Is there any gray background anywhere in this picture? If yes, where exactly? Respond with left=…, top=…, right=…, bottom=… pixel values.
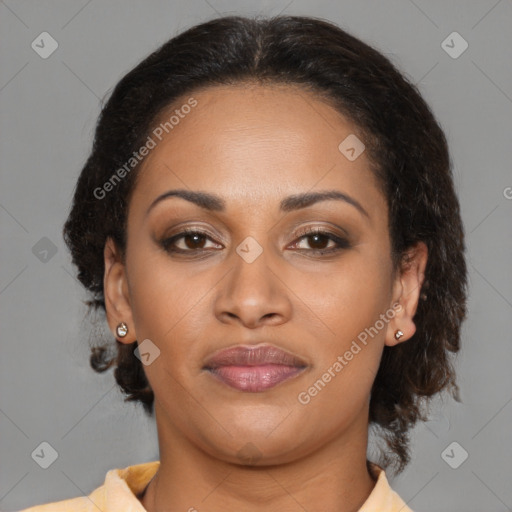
left=1, top=0, right=511, bottom=511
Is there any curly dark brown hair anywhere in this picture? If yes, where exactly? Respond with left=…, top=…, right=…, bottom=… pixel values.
left=62, top=15, right=467, bottom=474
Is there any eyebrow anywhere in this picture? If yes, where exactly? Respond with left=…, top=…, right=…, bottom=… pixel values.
left=145, top=189, right=369, bottom=218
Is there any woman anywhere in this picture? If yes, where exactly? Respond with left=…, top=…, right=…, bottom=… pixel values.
left=20, top=14, right=467, bottom=512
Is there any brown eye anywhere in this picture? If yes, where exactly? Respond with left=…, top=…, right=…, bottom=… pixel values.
left=161, top=228, right=222, bottom=253
left=291, top=227, right=350, bottom=254
left=181, top=232, right=207, bottom=250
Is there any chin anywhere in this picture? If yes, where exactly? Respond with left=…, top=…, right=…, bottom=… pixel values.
left=196, top=425, right=310, bottom=467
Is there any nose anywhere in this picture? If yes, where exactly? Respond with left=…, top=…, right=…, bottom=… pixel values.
left=214, top=241, right=292, bottom=329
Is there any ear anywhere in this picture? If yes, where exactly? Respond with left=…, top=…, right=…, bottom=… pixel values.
left=385, top=241, right=428, bottom=347
left=103, top=237, right=137, bottom=344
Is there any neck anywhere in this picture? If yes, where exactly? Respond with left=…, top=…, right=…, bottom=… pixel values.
left=141, top=403, right=376, bottom=512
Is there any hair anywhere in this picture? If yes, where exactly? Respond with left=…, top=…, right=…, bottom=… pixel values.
left=62, top=15, right=467, bottom=474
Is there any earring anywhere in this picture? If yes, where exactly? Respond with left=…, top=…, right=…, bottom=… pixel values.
left=116, top=322, right=128, bottom=338
left=394, top=330, right=404, bottom=340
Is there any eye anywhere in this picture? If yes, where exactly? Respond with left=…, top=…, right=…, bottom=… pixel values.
left=160, top=227, right=222, bottom=253
left=160, top=226, right=350, bottom=256
left=290, top=227, right=350, bottom=255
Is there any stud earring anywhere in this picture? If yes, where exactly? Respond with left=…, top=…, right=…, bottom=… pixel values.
left=116, top=322, right=128, bottom=338
left=394, top=330, right=404, bottom=340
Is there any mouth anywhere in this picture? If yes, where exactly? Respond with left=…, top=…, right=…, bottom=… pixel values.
left=203, top=344, right=308, bottom=392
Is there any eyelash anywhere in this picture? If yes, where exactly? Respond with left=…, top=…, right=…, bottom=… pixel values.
left=160, top=226, right=350, bottom=257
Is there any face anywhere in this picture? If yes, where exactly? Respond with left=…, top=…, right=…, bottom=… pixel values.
left=104, top=83, right=425, bottom=465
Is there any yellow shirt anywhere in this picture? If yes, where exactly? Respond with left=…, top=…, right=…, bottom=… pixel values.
left=18, top=460, right=413, bottom=511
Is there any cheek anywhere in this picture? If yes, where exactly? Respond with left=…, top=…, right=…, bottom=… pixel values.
left=129, top=266, right=200, bottom=338
left=292, top=250, right=393, bottom=402
left=297, top=251, right=393, bottom=337
left=126, top=248, right=217, bottom=365
left=293, top=261, right=392, bottom=424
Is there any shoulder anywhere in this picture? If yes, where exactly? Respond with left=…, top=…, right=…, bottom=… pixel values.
left=359, top=463, right=414, bottom=512
left=15, top=495, right=102, bottom=512
left=15, top=460, right=160, bottom=512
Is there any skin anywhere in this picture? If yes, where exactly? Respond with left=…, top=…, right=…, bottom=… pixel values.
left=103, top=82, right=427, bottom=512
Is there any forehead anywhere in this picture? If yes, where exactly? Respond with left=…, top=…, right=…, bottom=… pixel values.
left=129, top=83, right=384, bottom=217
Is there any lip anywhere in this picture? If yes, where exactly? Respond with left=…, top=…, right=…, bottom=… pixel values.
left=203, top=344, right=308, bottom=392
